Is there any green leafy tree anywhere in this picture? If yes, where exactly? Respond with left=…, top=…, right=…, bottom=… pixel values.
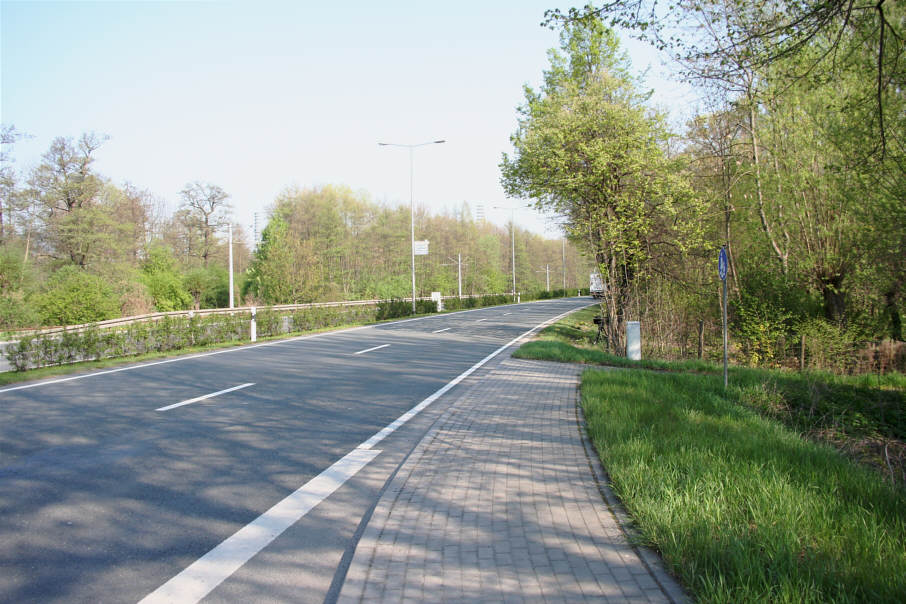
left=34, top=265, right=120, bottom=326
left=547, top=1, right=905, bottom=156
left=501, top=17, right=705, bottom=351
left=27, top=133, right=112, bottom=268
left=140, top=244, right=192, bottom=311
left=0, top=245, right=39, bottom=329
left=245, top=216, right=322, bottom=303
left=183, top=266, right=229, bottom=309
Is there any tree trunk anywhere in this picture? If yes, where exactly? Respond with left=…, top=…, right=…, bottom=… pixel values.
left=820, top=273, right=846, bottom=324
left=749, top=101, right=788, bottom=274
left=885, top=286, right=903, bottom=341
left=698, top=319, right=704, bottom=359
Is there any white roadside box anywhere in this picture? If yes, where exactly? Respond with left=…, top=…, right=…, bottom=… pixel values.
left=626, top=321, right=641, bottom=360
left=431, top=291, right=443, bottom=311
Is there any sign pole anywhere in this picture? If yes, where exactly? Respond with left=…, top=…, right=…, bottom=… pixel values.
left=719, top=246, right=729, bottom=389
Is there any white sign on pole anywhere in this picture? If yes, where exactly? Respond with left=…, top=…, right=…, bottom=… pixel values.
left=414, top=240, right=429, bottom=255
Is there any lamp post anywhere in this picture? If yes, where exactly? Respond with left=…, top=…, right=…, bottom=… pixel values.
left=535, top=264, right=550, bottom=291
left=493, top=205, right=518, bottom=299
left=378, top=139, right=445, bottom=313
left=442, top=253, right=469, bottom=299
left=228, top=220, right=234, bottom=309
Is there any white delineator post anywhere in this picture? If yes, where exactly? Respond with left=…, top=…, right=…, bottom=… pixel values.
left=626, top=321, right=641, bottom=360
left=250, top=307, right=257, bottom=343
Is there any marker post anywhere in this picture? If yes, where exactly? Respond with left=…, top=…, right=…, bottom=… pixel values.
left=719, top=247, right=729, bottom=388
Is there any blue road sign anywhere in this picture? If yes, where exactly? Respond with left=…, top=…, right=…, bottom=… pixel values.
left=718, top=247, right=728, bottom=281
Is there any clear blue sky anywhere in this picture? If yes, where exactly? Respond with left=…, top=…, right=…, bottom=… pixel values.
left=1, top=0, right=695, bottom=240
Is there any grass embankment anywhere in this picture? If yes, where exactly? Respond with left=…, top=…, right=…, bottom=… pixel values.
left=516, top=308, right=906, bottom=602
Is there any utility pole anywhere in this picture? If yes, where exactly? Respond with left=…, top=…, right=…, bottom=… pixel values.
left=379, top=140, right=446, bottom=313
left=535, top=264, right=550, bottom=291
left=458, top=253, right=463, bottom=299
left=492, top=205, right=528, bottom=300
left=562, top=238, right=567, bottom=290
left=442, top=253, right=468, bottom=299
left=228, top=221, right=234, bottom=309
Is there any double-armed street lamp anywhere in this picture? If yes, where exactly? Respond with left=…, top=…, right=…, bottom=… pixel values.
left=378, top=139, right=446, bottom=313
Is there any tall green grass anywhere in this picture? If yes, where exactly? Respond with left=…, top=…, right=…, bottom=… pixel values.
left=583, top=368, right=906, bottom=602
left=516, top=307, right=906, bottom=481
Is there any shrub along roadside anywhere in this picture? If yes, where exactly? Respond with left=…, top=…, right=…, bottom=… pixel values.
left=515, top=309, right=906, bottom=601
left=4, top=291, right=573, bottom=375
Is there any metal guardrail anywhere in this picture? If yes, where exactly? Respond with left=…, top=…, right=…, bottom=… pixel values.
left=0, top=293, right=512, bottom=344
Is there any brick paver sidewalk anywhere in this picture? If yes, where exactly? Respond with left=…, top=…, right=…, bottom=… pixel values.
left=338, top=355, right=686, bottom=603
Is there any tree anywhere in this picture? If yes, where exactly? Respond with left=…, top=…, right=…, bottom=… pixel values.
left=183, top=266, right=229, bottom=310
left=34, top=265, right=120, bottom=326
left=140, top=244, right=192, bottom=311
left=26, top=133, right=111, bottom=267
left=546, top=1, right=905, bottom=156
left=0, top=245, right=39, bottom=329
left=501, top=17, right=705, bottom=351
left=245, top=215, right=322, bottom=303
left=1, top=124, right=26, bottom=244
left=176, top=181, right=230, bottom=268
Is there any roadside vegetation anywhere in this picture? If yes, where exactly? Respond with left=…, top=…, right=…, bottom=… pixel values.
left=1, top=293, right=573, bottom=385
left=516, top=309, right=906, bottom=602
left=0, top=135, right=590, bottom=332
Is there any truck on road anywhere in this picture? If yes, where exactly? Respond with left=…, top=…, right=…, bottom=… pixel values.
left=589, top=272, right=605, bottom=298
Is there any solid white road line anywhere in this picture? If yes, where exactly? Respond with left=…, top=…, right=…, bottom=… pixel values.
left=139, top=304, right=588, bottom=604
left=432, top=328, right=451, bottom=334
left=138, top=447, right=381, bottom=604
left=353, top=344, right=390, bottom=355
left=358, top=305, right=581, bottom=450
left=1, top=298, right=584, bottom=394
left=156, top=383, right=255, bottom=412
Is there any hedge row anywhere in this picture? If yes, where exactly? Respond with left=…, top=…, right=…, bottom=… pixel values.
left=5, top=305, right=375, bottom=371
left=5, top=290, right=578, bottom=372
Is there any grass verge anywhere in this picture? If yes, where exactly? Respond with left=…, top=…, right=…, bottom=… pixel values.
left=516, top=308, right=906, bottom=601
left=515, top=307, right=906, bottom=481
left=583, top=368, right=905, bottom=602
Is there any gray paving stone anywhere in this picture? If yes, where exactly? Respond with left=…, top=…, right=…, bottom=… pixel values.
left=338, top=354, right=687, bottom=603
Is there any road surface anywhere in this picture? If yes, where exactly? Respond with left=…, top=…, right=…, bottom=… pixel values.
left=0, top=297, right=593, bottom=603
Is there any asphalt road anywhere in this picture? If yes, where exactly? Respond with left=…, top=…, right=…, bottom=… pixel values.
left=0, top=297, right=594, bottom=603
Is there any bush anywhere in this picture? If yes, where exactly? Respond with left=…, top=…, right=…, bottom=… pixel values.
left=142, top=245, right=192, bottom=311
left=415, top=299, right=438, bottom=314
left=732, top=291, right=792, bottom=367
left=479, top=294, right=509, bottom=307
left=798, top=318, right=861, bottom=374
left=34, top=266, right=121, bottom=326
left=376, top=299, right=413, bottom=320
left=0, top=291, right=40, bottom=330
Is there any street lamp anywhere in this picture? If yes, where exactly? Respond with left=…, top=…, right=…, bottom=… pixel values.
left=378, top=139, right=446, bottom=313
left=228, top=220, right=234, bottom=308
left=493, top=205, right=519, bottom=299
